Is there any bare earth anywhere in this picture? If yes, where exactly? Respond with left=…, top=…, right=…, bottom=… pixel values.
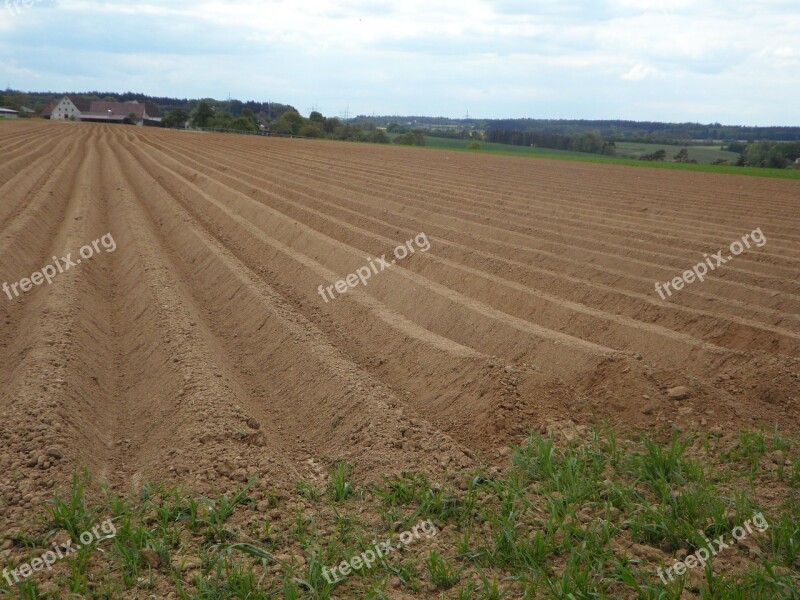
left=0, top=120, right=798, bottom=534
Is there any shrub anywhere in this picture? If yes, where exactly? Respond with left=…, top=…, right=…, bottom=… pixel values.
left=394, top=130, right=426, bottom=146
left=299, top=123, right=323, bottom=138
left=368, top=129, right=390, bottom=144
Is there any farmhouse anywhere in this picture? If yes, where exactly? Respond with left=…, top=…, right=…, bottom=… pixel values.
left=43, top=96, right=161, bottom=125
left=43, top=96, right=89, bottom=120
left=0, top=108, right=19, bottom=119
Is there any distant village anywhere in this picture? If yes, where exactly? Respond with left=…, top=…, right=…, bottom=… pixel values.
left=0, top=95, right=161, bottom=126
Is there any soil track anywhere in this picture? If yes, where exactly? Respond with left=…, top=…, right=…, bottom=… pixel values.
left=0, top=121, right=798, bottom=531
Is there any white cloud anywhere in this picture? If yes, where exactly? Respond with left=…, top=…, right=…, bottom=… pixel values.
left=621, top=63, right=659, bottom=80
left=0, top=0, right=798, bottom=123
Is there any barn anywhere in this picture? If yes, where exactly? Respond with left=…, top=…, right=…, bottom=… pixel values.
left=43, top=96, right=162, bottom=126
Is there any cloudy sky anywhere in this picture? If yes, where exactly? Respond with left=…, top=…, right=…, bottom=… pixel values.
left=1, top=0, right=798, bottom=124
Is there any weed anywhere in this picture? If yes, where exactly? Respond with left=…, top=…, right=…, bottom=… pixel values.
left=329, top=462, right=355, bottom=502
left=297, top=481, right=320, bottom=501
left=425, top=549, right=460, bottom=589
left=8, top=425, right=798, bottom=598
left=45, top=471, right=99, bottom=541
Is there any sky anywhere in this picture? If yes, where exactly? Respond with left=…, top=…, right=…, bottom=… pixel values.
left=1, top=0, right=798, bottom=125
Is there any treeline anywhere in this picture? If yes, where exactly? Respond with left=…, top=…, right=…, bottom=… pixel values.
left=353, top=115, right=800, bottom=142
left=0, top=90, right=46, bottom=113
left=168, top=102, right=263, bottom=132
left=394, top=126, right=482, bottom=141
left=485, top=130, right=616, bottom=155
left=735, top=141, right=800, bottom=168
left=352, top=115, right=484, bottom=130
left=175, top=97, right=297, bottom=122
left=178, top=104, right=426, bottom=145
left=0, top=97, right=19, bottom=114
left=267, top=111, right=425, bottom=145
left=486, top=119, right=800, bottom=142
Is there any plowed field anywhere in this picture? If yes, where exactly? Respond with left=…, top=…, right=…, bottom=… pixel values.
left=0, top=120, right=798, bottom=597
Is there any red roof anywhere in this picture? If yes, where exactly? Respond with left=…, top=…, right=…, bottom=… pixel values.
left=87, top=100, right=161, bottom=119
left=89, top=101, right=146, bottom=118
left=144, top=101, right=161, bottom=118
left=66, top=96, right=92, bottom=112
left=41, top=100, right=58, bottom=117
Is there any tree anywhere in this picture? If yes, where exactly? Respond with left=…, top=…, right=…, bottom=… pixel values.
left=127, top=112, right=139, bottom=124
left=299, top=123, right=324, bottom=138
left=271, top=111, right=305, bottom=135
left=642, top=149, right=667, bottom=161
left=209, top=111, right=234, bottom=129
left=190, top=101, right=214, bottom=128
left=394, top=130, right=426, bottom=146
left=240, top=108, right=258, bottom=128
left=211, top=108, right=260, bottom=132
left=674, top=148, right=689, bottom=162
left=231, top=116, right=259, bottom=132
left=162, top=108, right=188, bottom=128
left=368, top=129, right=389, bottom=143
left=394, top=132, right=415, bottom=145
left=740, top=140, right=800, bottom=168
left=467, top=141, right=481, bottom=150
left=725, top=142, right=748, bottom=153
left=767, top=145, right=788, bottom=169
left=309, top=111, right=324, bottom=123
left=333, top=123, right=357, bottom=140
left=574, top=131, right=604, bottom=154
left=350, top=126, right=367, bottom=142
left=322, top=116, right=342, bottom=135
left=227, top=99, right=243, bottom=115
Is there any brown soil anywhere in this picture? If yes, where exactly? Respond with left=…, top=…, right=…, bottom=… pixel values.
left=0, top=120, right=798, bottom=531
